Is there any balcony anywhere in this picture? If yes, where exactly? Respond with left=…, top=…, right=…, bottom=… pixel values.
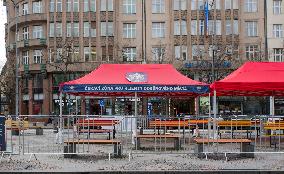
left=17, top=38, right=47, bottom=49
left=9, top=13, right=47, bottom=31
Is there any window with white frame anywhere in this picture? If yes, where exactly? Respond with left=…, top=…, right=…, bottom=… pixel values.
left=33, top=26, right=43, bottom=39
left=175, top=45, right=187, bottom=60
left=245, top=0, right=257, bottom=12
left=84, top=22, right=90, bottom=37
left=73, top=47, right=80, bottom=62
left=56, top=48, right=62, bottom=62
left=67, top=23, right=72, bottom=37
left=123, top=47, right=136, bottom=61
left=274, top=48, right=283, bottom=62
left=123, top=0, right=136, bottom=14
left=246, top=21, right=258, bottom=37
left=23, top=26, right=29, bottom=40
left=123, top=23, right=136, bottom=38
left=233, top=20, right=239, bottom=34
left=50, top=0, right=55, bottom=12
left=246, top=45, right=259, bottom=60
left=273, top=24, right=283, bottom=38
left=73, top=22, right=79, bottom=37
left=91, top=0, right=96, bottom=12
left=197, top=0, right=204, bottom=10
left=152, top=47, right=165, bottom=61
left=66, top=0, right=71, bottom=12
left=101, top=22, right=113, bottom=36
left=152, top=0, right=165, bottom=13
left=208, top=20, right=221, bottom=35
left=191, top=0, right=196, bottom=10
left=199, top=20, right=204, bottom=35
left=23, top=3, right=29, bottom=15
left=33, top=50, right=42, bottom=64
left=191, top=20, right=197, bottom=35
left=56, top=23, right=62, bottom=37
left=173, top=0, right=187, bottom=10
left=192, top=45, right=205, bottom=58
left=22, top=51, right=29, bottom=65
left=33, top=1, right=42, bottom=13
left=174, top=20, right=187, bottom=35
left=91, top=47, right=97, bottom=61
left=73, top=0, right=79, bottom=12
left=101, top=0, right=113, bottom=11
left=226, top=20, right=232, bottom=35
left=84, top=47, right=91, bottom=61
left=84, top=0, right=89, bottom=12
left=225, top=0, right=231, bottom=9
left=57, top=0, right=62, bottom=12
left=49, top=23, right=54, bottom=37
left=273, top=0, right=282, bottom=14
left=152, top=22, right=165, bottom=38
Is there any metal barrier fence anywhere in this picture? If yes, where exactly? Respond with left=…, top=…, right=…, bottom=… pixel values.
left=3, top=114, right=284, bottom=157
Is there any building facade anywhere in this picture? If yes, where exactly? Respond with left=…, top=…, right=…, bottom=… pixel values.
left=4, top=0, right=266, bottom=115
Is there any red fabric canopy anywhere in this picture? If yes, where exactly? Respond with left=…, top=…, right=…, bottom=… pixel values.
left=210, top=62, right=284, bottom=96
left=61, top=64, right=209, bottom=97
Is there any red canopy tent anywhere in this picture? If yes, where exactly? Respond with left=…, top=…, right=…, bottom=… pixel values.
left=60, top=64, right=209, bottom=97
left=210, top=62, right=284, bottom=96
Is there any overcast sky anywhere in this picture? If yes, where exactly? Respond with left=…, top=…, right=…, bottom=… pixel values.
left=0, top=2, right=6, bottom=70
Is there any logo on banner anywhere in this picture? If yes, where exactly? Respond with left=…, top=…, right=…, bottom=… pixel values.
left=126, top=72, right=148, bottom=82
left=69, top=86, right=75, bottom=90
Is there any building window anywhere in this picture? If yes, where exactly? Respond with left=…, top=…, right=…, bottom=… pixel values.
left=22, top=51, right=29, bottom=65
left=23, top=26, right=29, bottom=40
left=192, top=45, right=205, bottom=59
left=246, top=45, right=259, bottom=60
left=84, top=0, right=89, bottom=12
left=123, top=23, right=136, bottom=38
left=246, top=21, right=258, bottom=37
left=245, top=0, right=257, bottom=12
left=84, top=22, right=90, bottom=37
left=123, top=0, right=136, bottom=14
left=273, top=24, right=283, bottom=38
left=173, top=0, right=187, bottom=10
left=73, top=0, right=79, bottom=12
left=123, top=47, right=136, bottom=61
left=73, top=22, right=79, bottom=37
left=49, top=23, right=54, bottom=37
left=50, top=0, right=55, bottom=12
left=152, top=22, right=165, bottom=38
left=274, top=48, right=283, bottom=62
left=175, top=45, right=187, bottom=60
left=152, top=47, right=165, bottom=62
left=273, top=0, right=282, bottom=14
left=208, top=0, right=221, bottom=10
left=57, top=0, right=62, bottom=12
left=33, top=1, right=42, bottom=13
left=225, top=0, right=231, bottom=9
left=56, top=48, right=62, bottom=62
left=152, top=0, right=165, bottom=13
left=208, top=20, right=222, bottom=35
left=197, top=0, right=204, bottom=10
left=73, top=47, right=80, bottom=62
left=101, top=22, right=114, bottom=36
left=91, top=47, right=97, bottom=61
left=191, top=20, right=197, bottom=35
left=66, top=0, right=71, bottom=12
left=33, top=25, right=43, bottom=39
left=174, top=20, right=187, bottom=35
left=33, top=50, right=42, bottom=64
left=224, top=0, right=238, bottom=9
left=91, top=22, right=96, bottom=37
left=56, top=23, right=62, bottom=37
left=199, top=20, right=204, bottom=35
left=101, top=0, right=113, bottom=11
left=67, top=23, right=72, bottom=37
left=84, top=47, right=91, bottom=62
left=22, top=3, right=29, bottom=15
left=91, top=0, right=96, bottom=12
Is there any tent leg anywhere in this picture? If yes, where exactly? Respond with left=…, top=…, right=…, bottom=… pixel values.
left=213, top=90, right=217, bottom=139
left=132, top=92, right=138, bottom=144
left=59, top=92, right=63, bottom=144
left=270, top=96, right=275, bottom=116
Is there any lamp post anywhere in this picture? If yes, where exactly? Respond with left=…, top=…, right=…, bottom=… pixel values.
left=11, top=0, right=19, bottom=118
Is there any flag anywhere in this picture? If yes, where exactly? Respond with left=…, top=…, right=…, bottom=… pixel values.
left=204, top=0, right=209, bottom=36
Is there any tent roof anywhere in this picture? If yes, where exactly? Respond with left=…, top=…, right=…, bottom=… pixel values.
left=210, top=62, right=284, bottom=96
left=61, top=64, right=209, bottom=97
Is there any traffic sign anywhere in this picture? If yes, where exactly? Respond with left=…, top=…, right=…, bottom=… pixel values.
left=99, top=100, right=105, bottom=107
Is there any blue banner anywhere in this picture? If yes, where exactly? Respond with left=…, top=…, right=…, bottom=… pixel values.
left=204, top=1, right=209, bottom=35
left=62, top=84, right=209, bottom=94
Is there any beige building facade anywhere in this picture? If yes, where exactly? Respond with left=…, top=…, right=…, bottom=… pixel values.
left=4, top=0, right=266, bottom=115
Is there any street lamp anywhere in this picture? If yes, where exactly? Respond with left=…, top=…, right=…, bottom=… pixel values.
left=10, top=0, right=19, bottom=118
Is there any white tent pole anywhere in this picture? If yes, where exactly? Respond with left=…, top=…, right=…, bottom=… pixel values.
left=213, top=90, right=217, bottom=139
left=59, top=92, right=63, bottom=144
left=270, top=96, right=275, bottom=116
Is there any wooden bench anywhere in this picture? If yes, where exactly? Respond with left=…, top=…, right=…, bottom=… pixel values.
left=78, top=129, right=112, bottom=140
left=135, top=134, right=181, bottom=150
left=5, top=119, right=29, bottom=135
left=218, top=129, right=255, bottom=139
left=194, top=138, right=254, bottom=158
left=64, top=139, right=122, bottom=158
